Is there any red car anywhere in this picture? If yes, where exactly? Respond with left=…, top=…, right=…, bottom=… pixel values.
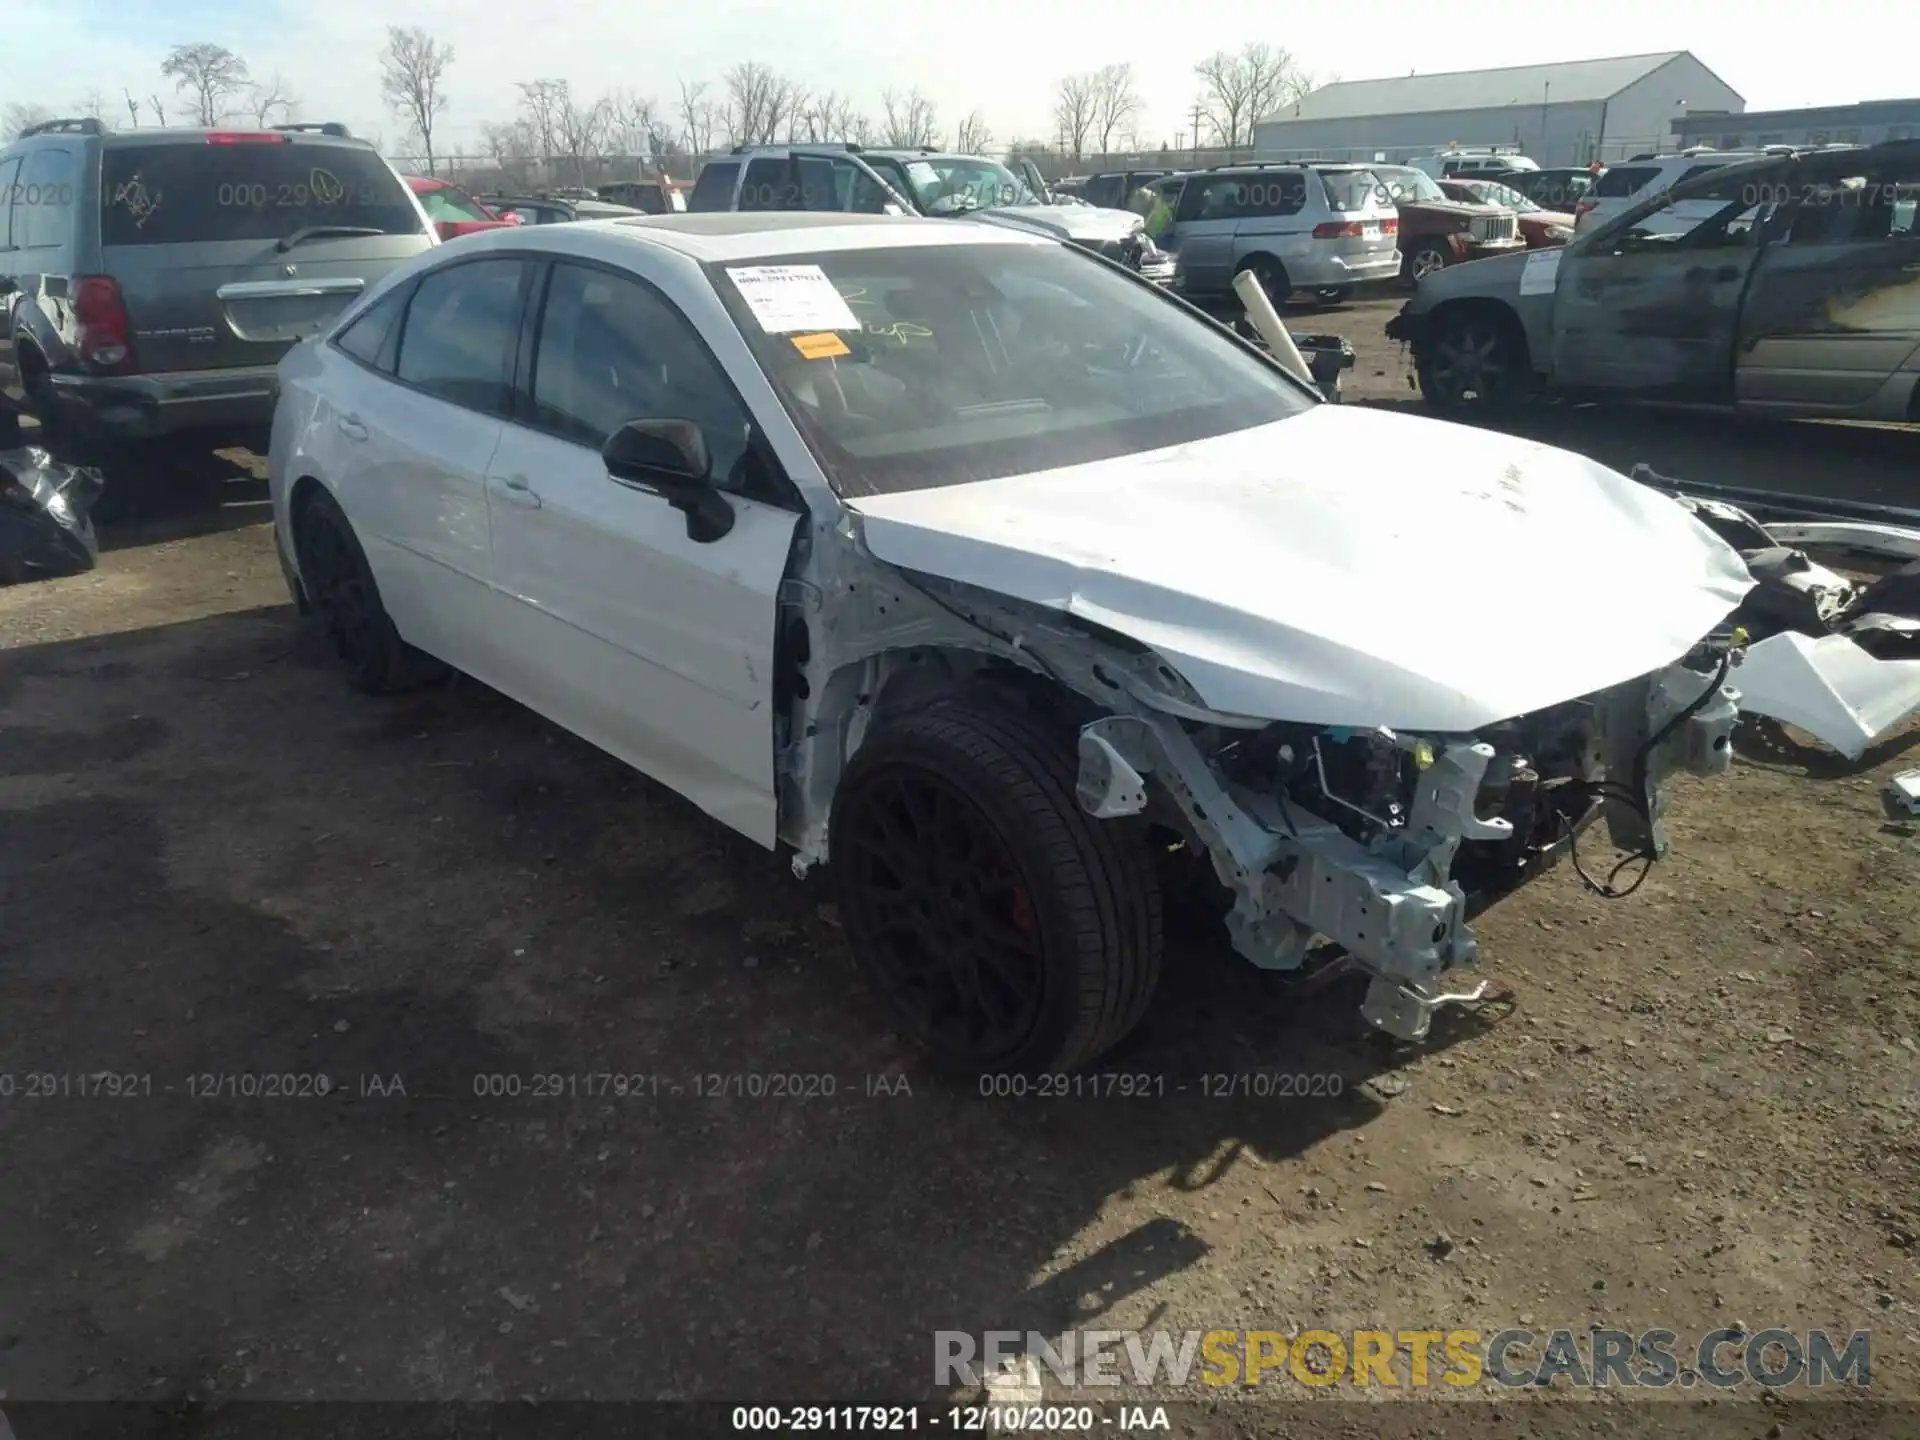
left=1438, top=177, right=1576, bottom=249
left=406, top=176, right=521, bottom=240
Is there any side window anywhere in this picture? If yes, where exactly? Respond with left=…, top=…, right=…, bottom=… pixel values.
left=1083, top=175, right=1123, bottom=209
left=1240, top=173, right=1306, bottom=219
left=795, top=156, right=889, bottom=214
left=1782, top=163, right=1920, bottom=245
left=1592, top=166, right=1660, bottom=198
left=1177, top=175, right=1246, bottom=223
left=333, top=286, right=409, bottom=372
left=687, top=161, right=740, bottom=212
left=15, top=148, right=76, bottom=251
left=530, top=262, right=756, bottom=494
left=394, top=259, right=527, bottom=415
left=739, top=157, right=793, bottom=212
left=0, top=156, right=20, bottom=250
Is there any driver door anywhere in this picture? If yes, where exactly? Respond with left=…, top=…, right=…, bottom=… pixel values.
left=484, top=258, right=802, bottom=846
left=1550, top=171, right=1772, bottom=400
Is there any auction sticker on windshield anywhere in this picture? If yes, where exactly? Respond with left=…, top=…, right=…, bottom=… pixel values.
left=727, top=265, right=862, bottom=333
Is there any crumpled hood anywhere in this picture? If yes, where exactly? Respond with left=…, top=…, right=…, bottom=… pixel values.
left=846, top=406, right=1753, bottom=731
left=973, top=205, right=1143, bottom=244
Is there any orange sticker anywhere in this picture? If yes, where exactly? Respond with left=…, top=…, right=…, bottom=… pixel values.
left=791, top=332, right=851, bottom=359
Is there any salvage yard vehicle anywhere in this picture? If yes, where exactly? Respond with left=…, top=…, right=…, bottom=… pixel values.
left=687, top=144, right=1176, bottom=285
left=481, top=194, right=646, bottom=225
left=0, top=119, right=434, bottom=466
left=1388, top=141, right=1920, bottom=419
left=406, top=176, right=519, bottom=240
left=1462, top=165, right=1599, bottom=212
left=1438, top=177, right=1574, bottom=248
left=269, top=212, right=1749, bottom=1073
left=1367, top=164, right=1524, bottom=282
left=1165, top=163, right=1401, bottom=304
left=1572, top=150, right=1756, bottom=234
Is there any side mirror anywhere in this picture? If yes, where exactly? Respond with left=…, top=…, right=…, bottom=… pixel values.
left=602, top=418, right=735, bottom=542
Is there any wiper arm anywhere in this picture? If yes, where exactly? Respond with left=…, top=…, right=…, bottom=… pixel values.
left=277, top=225, right=383, bottom=253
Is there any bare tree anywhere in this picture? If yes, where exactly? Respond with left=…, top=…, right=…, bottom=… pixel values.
left=1052, top=73, right=1097, bottom=160
left=247, top=73, right=298, bottom=127
left=722, top=62, right=798, bottom=147
left=3, top=102, right=55, bottom=139
left=1091, top=63, right=1140, bottom=155
left=517, top=79, right=568, bottom=165
left=1195, top=42, right=1313, bottom=149
left=161, top=43, right=250, bottom=126
left=122, top=89, right=143, bottom=127
left=76, top=89, right=113, bottom=128
left=792, top=89, right=859, bottom=144
left=846, top=111, right=876, bottom=147
left=554, top=88, right=610, bottom=186
left=380, top=27, right=455, bottom=177
left=606, top=89, right=669, bottom=157
left=678, top=79, right=718, bottom=157
left=954, top=109, right=993, bottom=155
left=880, top=87, right=938, bottom=148
left=148, top=94, right=169, bottom=126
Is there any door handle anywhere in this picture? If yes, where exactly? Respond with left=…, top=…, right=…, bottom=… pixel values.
left=336, top=414, right=367, bottom=441
left=491, top=474, right=541, bottom=509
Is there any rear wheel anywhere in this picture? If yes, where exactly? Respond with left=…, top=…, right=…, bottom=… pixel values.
left=1237, top=256, right=1292, bottom=308
left=292, top=487, right=445, bottom=694
left=1417, top=308, right=1529, bottom=410
left=830, top=693, right=1163, bottom=1074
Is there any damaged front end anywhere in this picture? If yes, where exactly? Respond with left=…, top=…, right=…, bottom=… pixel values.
left=1072, top=644, right=1740, bottom=1042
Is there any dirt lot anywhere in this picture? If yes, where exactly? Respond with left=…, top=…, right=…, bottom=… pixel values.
left=2, top=303, right=1917, bottom=1436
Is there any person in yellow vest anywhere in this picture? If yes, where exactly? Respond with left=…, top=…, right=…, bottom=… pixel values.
left=1144, top=187, right=1175, bottom=240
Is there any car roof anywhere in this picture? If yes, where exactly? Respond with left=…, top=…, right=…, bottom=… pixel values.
left=449, top=210, right=1050, bottom=264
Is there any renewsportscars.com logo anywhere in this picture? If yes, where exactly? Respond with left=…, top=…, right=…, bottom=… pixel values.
left=936, top=1326, right=1873, bottom=1391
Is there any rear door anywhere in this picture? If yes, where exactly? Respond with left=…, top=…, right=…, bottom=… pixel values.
left=1232, top=169, right=1312, bottom=266
left=1551, top=172, right=1772, bottom=399
left=99, top=135, right=430, bottom=375
left=325, top=256, right=530, bottom=670
left=1737, top=151, right=1920, bottom=413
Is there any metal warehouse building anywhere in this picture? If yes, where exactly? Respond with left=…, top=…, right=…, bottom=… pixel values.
left=1253, top=51, right=1744, bottom=168
left=1671, top=98, right=1920, bottom=150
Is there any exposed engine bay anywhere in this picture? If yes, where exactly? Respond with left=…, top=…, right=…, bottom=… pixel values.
left=1070, top=641, right=1740, bottom=1042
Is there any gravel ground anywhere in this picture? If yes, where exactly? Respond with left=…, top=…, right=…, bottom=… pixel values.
left=1, top=301, right=1916, bottom=1436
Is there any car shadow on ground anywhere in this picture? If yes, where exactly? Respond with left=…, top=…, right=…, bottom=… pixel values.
left=0, top=606, right=1501, bottom=1405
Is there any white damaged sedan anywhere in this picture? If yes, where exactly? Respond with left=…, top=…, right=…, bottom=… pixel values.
left=268, top=212, right=1753, bottom=1073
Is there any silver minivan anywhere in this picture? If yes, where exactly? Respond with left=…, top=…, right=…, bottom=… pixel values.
left=1166, top=164, right=1400, bottom=303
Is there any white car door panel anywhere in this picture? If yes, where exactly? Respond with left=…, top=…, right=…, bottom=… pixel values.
left=321, top=257, right=531, bottom=673
left=334, top=364, right=505, bottom=672
left=484, top=259, right=796, bottom=846
left=486, top=427, right=797, bottom=844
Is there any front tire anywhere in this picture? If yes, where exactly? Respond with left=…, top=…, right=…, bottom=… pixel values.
left=292, top=488, right=445, bottom=694
left=830, top=693, right=1164, bottom=1075
left=1403, top=241, right=1450, bottom=285
left=1416, top=308, right=1530, bottom=411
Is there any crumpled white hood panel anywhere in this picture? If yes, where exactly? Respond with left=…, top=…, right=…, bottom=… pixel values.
left=974, top=205, right=1142, bottom=244
left=847, top=406, right=1754, bottom=730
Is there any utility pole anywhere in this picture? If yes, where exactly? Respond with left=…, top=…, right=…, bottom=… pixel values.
left=1189, top=97, right=1205, bottom=163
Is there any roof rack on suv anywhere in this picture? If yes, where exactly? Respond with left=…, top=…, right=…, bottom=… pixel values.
left=272, top=122, right=353, bottom=137
left=729, top=140, right=865, bottom=154
left=19, top=117, right=107, bottom=138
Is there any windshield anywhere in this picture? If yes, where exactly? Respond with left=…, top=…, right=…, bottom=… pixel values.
left=415, top=184, right=495, bottom=224
left=709, top=243, right=1312, bottom=498
left=900, top=158, right=1039, bottom=214
left=1467, top=180, right=1538, bottom=212
left=99, top=142, right=422, bottom=246
left=1371, top=167, right=1446, bottom=204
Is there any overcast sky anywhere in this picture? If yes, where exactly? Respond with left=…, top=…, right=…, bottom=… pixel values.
left=7, top=0, right=1913, bottom=156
